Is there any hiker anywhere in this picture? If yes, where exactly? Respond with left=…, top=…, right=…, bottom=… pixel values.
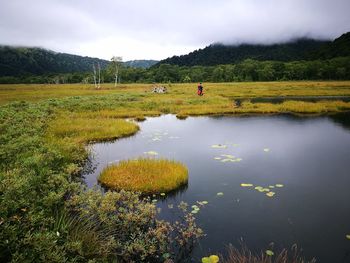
left=197, top=82, right=203, bottom=96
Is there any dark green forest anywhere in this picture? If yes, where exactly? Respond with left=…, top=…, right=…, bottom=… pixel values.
left=0, top=32, right=349, bottom=84
left=158, top=32, right=350, bottom=66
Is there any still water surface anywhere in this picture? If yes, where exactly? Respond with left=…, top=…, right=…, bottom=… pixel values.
left=84, top=113, right=350, bottom=262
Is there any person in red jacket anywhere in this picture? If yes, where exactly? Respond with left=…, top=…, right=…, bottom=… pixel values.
left=197, top=82, right=203, bottom=96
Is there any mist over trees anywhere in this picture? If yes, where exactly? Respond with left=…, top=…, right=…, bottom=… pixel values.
left=0, top=32, right=349, bottom=84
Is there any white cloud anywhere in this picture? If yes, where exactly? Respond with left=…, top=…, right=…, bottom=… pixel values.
left=0, top=0, right=349, bottom=60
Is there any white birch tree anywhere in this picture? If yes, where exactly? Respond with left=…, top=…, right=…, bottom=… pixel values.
left=111, top=56, right=123, bottom=87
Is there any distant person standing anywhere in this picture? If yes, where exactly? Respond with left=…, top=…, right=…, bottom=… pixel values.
left=197, top=82, right=203, bottom=96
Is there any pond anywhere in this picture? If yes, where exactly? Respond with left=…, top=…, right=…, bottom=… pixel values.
left=83, top=113, right=350, bottom=263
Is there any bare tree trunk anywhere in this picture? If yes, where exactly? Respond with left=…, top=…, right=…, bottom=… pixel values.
left=114, top=65, right=118, bottom=87
left=93, top=64, right=97, bottom=89
left=97, top=63, right=101, bottom=89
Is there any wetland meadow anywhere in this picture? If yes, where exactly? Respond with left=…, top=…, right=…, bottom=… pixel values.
left=1, top=81, right=350, bottom=262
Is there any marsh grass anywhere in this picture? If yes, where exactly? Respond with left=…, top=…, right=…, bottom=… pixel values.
left=98, top=158, right=189, bottom=193
left=223, top=244, right=316, bottom=263
left=47, top=111, right=140, bottom=144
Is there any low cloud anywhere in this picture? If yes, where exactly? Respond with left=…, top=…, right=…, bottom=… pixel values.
left=0, top=0, right=349, bottom=60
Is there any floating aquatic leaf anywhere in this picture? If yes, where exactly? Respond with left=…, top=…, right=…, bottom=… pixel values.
left=191, top=210, right=198, bottom=214
left=276, top=184, right=284, bottom=188
left=201, top=201, right=208, bottom=205
left=214, top=157, right=222, bottom=160
left=262, top=188, right=270, bottom=192
left=255, top=186, right=263, bottom=190
left=346, top=234, right=350, bottom=240
left=241, top=183, right=253, bottom=187
left=211, top=144, right=227, bottom=149
left=152, top=199, right=157, bottom=202
left=160, top=193, right=166, bottom=196
left=269, top=185, right=275, bottom=188
left=263, top=148, right=270, bottom=152
left=201, top=255, right=219, bottom=263
left=144, top=151, right=158, bottom=155
left=191, top=205, right=199, bottom=209
left=221, top=154, right=235, bottom=158
left=221, top=158, right=234, bottom=163
left=266, top=250, right=274, bottom=256
left=217, top=192, right=224, bottom=196
left=236, top=158, right=242, bottom=162
left=209, top=255, right=220, bottom=263
left=266, top=192, right=275, bottom=197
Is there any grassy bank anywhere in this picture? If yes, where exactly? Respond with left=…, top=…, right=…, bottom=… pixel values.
left=99, top=158, right=188, bottom=194
left=0, top=100, right=203, bottom=262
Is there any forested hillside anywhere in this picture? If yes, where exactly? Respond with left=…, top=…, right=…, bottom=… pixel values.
left=158, top=32, right=350, bottom=66
left=124, top=60, right=158, bottom=68
left=0, top=46, right=109, bottom=76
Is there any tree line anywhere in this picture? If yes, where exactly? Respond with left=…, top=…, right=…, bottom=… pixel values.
left=1, top=56, right=349, bottom=84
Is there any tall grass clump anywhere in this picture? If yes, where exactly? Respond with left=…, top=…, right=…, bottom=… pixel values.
left=223, top=244, right=316, bottom=263
left=99, top=158, right=188, bottom=193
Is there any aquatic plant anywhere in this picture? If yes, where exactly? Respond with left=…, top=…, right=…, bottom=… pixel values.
left=98, top=158, right=188, bottom=193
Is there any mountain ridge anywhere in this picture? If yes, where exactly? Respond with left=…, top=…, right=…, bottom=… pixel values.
left=157, top=32, right=350, bottom=66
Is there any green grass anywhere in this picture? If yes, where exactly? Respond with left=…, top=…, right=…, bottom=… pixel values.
left=47, top=111, right=140, bottom=144
left=1, top=81, right=350, bottom=116
left=1, top=81, right=349, bottom=261
left=99, top=158, right=188, bottom=193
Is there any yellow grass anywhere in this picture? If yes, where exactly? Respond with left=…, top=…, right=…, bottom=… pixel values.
left=98, top=158, right=188, bottom=193
left=47, top=111, right=140, bottom=144
left=2, top=81, right=350, bottom=105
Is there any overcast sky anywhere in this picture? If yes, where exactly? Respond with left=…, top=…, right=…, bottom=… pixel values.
left=0, top=0, right=349, bottom=61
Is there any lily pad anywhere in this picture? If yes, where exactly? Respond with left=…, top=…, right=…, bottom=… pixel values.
left=241, top=183, right=253, bottom=187
left=217, top=192, right=224, bottom=196
left=201, top=255, right=219, bottom=263
left=346, top=234, right=350, bottom=240
left=221, top=158, right=234, bottom=162
left=201, top=201, right=209, bottom=205
left=255, top=186, right=263, bottom=190
left=221, top=154, right=235, bottom=158
left=191, top=210, right=199, bottom=214
left=266, top=192, right=275, bottom=197
left=209, top=255, right=219, bottom=263
left=160, top=193, right=166, bottom=196
left=263, top=148, right=270, bottom=152
left=266, top=250, right=274, bottom=256
left=214, top=157, right=222, bottom=160
left=211, top=144, right=227, bottom=149
left=144, top=151, right=158, bottom=155
left=276, top=184, right=284, bottom=187
left=236, top=158, right=242, bottom=162
left=269, top=185, right=275, bottom=188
